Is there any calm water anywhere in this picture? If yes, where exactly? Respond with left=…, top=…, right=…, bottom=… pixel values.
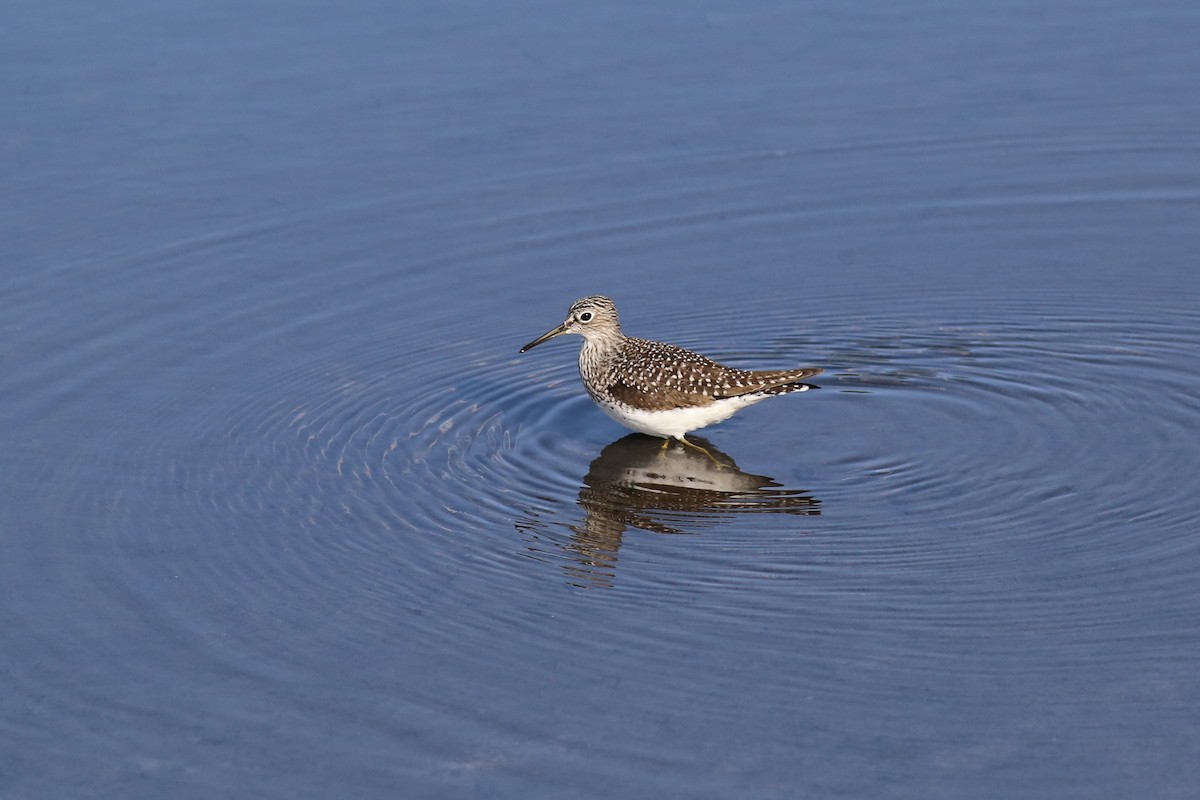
left=4, top=1, right=1200, bottom=798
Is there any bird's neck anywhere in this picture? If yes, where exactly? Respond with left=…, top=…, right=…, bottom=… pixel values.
left=579, top=331, right=625, bottom=377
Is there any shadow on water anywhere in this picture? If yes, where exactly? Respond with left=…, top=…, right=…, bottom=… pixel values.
left=520, top=434, right=820, bottom=588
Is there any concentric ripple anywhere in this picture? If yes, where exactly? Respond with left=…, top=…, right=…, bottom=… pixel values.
left=4, top=136, right=1199, bottom=796
left=56, top=258, right=1199, bottom=619
left=7, top=175, right=1196, bottom=649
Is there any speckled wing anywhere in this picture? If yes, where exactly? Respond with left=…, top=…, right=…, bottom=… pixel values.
left=603, top=338, right=822, bottom=411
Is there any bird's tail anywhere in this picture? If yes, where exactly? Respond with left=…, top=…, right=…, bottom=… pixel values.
left=724, top=367, right=823, bottom=398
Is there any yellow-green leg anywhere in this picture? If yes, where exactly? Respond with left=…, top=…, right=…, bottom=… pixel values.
left=675, top=435, right=724, bottom=466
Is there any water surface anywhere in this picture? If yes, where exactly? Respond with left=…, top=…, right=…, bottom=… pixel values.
left=4, top=1, right=1199, bottom=798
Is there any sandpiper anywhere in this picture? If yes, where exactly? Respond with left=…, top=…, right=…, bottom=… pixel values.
left=519, top=295, right=821, bottom=445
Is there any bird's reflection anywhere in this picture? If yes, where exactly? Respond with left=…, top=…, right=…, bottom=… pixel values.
left=559, top=434, right=820, bottom=588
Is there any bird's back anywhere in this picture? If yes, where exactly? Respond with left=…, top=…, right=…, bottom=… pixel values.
left=584, top=336, right=821, bottom=411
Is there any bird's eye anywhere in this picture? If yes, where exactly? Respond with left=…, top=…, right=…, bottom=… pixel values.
left=578, top=311, right=593, bottom=322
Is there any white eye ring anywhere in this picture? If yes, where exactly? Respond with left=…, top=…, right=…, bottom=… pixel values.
left=578, top=311, right=593, bottom=322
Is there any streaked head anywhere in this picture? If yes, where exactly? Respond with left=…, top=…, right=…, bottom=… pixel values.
left=519, top=295, right=622, bottom=353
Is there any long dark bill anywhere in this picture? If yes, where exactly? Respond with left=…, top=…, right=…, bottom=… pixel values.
left=519, top=323, right=568, bottom=353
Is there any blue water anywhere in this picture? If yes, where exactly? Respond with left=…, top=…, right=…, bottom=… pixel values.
left=4, top=2, right=1199, bottom=798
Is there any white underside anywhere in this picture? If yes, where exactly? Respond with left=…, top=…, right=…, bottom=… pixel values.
left=596, top=389, right=808, bottom=438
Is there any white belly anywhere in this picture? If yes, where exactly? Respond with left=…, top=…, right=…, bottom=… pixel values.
left=595, top=395, right=767, bottom=439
